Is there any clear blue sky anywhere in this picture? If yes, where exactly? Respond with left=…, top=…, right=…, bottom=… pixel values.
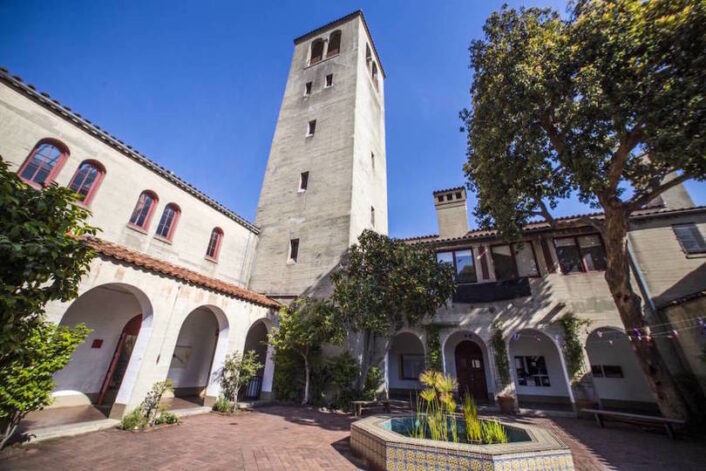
left=1, top=1, right=703, bottom=238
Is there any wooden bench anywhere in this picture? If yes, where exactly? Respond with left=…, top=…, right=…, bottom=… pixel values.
left=581, top=408, right=685, bottom=439
left=352, top=400, right=390, bottom=417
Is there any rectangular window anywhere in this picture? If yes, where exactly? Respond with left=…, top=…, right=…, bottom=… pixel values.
left=602, top=365, right=624, bottom=378
left=514, top=356, right=550, bottom=387
left=491, top=245, right=515, bottom=281
left=289, top=238, right=299, bottom=262
left=304, top=82, right=312, bottom=95
left=307, top=120, right=316, bottom=136
left=673, top=224, right=706, bottom=254
left=400, top=354, right=425, bottom=380
left=370, top=206, right=375, bottom=227
left=553, top=235, right=607, bottom=273
left=454, top=249, right=477, bottom=283
left=325, top=74, right=333, bottom=87
left=591, top=364, right=604, bottom=377
left=514, top=242, right=539, bottom=277
left=371, top=152, right=375, bottom=170
left=299, top=171, right=309, bottom=191
left=437, top=249, right=477, bottom=284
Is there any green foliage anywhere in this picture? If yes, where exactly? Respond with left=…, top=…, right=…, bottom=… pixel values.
left=480, top=418, right=508, bottom=444
left=490, top=321, right=510, bottom=389
left=0, top=157, right=98, bottom=368
left=272, top=348, right=305, bottom=402
left=0, top=321, right=90, bottom=448
left=363, top=366, right=384, bottom=401
left=118, top=408, right=146, bottom=431
left=412, top=371, right=459, bottom=443
left=424, top=325, right=443, bottom=372
left=141, top=380, right=173, bottom=426
left=462, top=392, right=482, bottom=443
left=153, top=410, right=179, bottom=426
left=219, top=350, right=263, bottom=413
left=462, top=1, right=705, bottom=238
left=212, top=395, right=232, bottom=414
left=331, top=229, right=455, bottom=389
left=559, top=314, right=591, bottom=383
left=327, top=352, right=360, bottom=410
left=269, top=297, right=344, bottom=404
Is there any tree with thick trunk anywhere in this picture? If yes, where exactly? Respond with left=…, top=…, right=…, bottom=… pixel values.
left=331, top=230, right=456, bottom=395
left=461, top=1, right=705, bottom=420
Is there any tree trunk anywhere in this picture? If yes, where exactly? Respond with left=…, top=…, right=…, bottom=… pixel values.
left=357, top=330, right=375, bottom=393
left=1, top=412, right=20, bottom=450
left=302, top=355, right=310, bottom=405
left=602, top=204, right=689, bottom=420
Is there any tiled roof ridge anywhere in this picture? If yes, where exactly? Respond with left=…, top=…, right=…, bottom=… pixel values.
left=433, top=186, right=465, bottom=195
left=0, top=67, right=259, bottom=234
left=82, top=236, right=279, bottom=308
left=403, top=205, right=706, bottom=244
left=292, top=10, right=386, bottom=78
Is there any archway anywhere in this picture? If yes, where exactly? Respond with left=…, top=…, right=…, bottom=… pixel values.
left=586, top=327, right=657, bottom=413
left=508, top=329, right=572, bottom=410
left=387, top=332, right=425, bottom=398
left=443, top=331, right=493, bottom=401
left=241, top=320, right=270, bottom=400
left=42, top=283, right=153, bottom=425
left=166, top=306, right=228, bottom=408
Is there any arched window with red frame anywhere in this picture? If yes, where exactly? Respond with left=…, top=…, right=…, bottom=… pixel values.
left=206, top=227, right=224, bottom=261
left=18, top=138, right=70, bottom=187
left=155, top=203, right=180, bottom=241
left=128, top=190, right=159, bottom=231
left=68, top=160, right=105, bottom=205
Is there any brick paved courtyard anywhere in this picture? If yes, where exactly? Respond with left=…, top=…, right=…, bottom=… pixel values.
left=1, top=405, right=703, bottom=470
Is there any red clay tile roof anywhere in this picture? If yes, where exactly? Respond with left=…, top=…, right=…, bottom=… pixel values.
left=83, top=236, right=279, bottom=309
left=432, top=186, right=466, bottom=195
left=402, top=205, right=706, bottom=245
left=0, top=67, right=259, bottom=234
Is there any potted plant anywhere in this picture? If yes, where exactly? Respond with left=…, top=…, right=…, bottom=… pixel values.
left=496, top=385, right=516, bottom=414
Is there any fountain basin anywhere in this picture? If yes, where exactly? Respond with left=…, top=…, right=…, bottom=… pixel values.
left=350, top=414, right=574, bottom=471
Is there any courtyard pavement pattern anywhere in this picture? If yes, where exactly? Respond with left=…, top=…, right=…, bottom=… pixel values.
left=1, top=405, right=703, bottom=470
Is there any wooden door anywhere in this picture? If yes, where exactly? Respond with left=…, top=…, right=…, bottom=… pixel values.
left=97, top=314, right=142, bottom=405
left=454, top=340, right=488, bottom=401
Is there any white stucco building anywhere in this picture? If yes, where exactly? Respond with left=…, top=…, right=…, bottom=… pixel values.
left=1, top=10, right=705, bottom=424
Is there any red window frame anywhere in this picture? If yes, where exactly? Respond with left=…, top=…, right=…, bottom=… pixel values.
left=127, top=190, right=159, bottom=232
left=206, top=227, right=224, bottom=261
left=490, top=241, right=541, bottom=280
left=552, top=234, right=607, bottom=274
left=155, top=203, right=181, bottom=242
left=17, top=138, right=70, bottom=188
left=67, top=160, right=106, bottom=206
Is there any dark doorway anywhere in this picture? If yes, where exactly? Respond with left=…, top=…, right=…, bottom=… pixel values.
left=454, top=340, right=488, bottom=401
left=98, top=314, right=142, bottom=405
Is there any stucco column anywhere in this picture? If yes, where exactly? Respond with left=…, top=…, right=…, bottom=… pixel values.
left=259, top=343, right=276, bottom=401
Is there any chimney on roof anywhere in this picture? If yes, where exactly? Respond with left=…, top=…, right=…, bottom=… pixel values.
left=433, top=187, right=469, bottom=239
left=648, top=171, right=694, bottom=210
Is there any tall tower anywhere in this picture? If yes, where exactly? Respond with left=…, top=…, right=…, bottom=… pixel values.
left=250, top=11, right=387, bottom=300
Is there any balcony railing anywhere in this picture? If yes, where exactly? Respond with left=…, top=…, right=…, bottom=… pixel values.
left=452, top=277, right=531, bottom=303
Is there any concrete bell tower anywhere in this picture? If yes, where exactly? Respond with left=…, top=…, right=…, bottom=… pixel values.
left=249, top=11, right=388, bottom=301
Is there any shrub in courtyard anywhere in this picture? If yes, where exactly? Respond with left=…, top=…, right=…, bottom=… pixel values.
left=212, top=395, right=232, bottom=414
left=0, top=157, right=97, bottom=371
left=327, top=352, right=360, bottom=411
left=141, top=380, right=173, bottom=426
left=218, top=350, right=263, bottom=413
left=363, top=366, right=384, bottom=401
left=272, top=348, right=305, bottom=402
left=118, top=408, right=147, bottom=431
left=0, top=321, right=90, bottom=449
left=154, top=410, right=179, bottom=426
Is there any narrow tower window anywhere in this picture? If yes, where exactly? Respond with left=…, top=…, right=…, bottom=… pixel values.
left=289, top=238, right=300, bottom=263
left=371, top=206, right=375, bottom=227
left=371, top=62, right=379, bottom=90
left=299, top=171, right=309, bottom=191
left=371, top=152, right=375, bottom=170
left=304, top=82, right=312, bottom=95
left=307, top=120, right=316, bottom=136
left=325, top=74, right=333, bottom=88
left=327, top=31, right=341, bottom=57
left=365, top=44, right=372, bottom=70
left=310, top=39, right=324, bottom=65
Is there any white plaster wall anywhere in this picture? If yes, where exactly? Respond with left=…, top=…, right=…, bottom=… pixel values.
left=586, top=330, right=655, bottom=403
left=0, top=82, right=258, bottom=287
left=508, top=333, right=570, bottom=398
left=167, top=307, right=219, bottom=389
left=53, top=285, right=143, bottom=396
left=388, top=332, right=424, bottom=390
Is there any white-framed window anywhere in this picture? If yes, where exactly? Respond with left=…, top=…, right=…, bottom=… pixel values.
left=325, top=74, right=333, bottom=88
left=288, top=238, right=300, bottom=263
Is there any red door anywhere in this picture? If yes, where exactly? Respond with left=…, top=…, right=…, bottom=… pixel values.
left=97, top=314, right=142, bottom=405
left=454, top=340, right=488, bottom=401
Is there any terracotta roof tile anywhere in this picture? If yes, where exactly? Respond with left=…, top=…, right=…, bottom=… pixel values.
left=83, top=236, right=279, bottom=309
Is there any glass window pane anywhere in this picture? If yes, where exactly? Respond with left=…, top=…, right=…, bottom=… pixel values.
left=514, top=242, right=538, bottom=277
left=437, top=252, right=454, bottom=266
left=674, top=225, right=706, bottom=254
left=401, top=354, right=425, bottom=380
left=553, top=238, right=583, bottom=273
left=455, top=249, right=477, bottom=283
left=578, top=235, right=607, bottom=271
left=491, top=245, right=515, bottom=281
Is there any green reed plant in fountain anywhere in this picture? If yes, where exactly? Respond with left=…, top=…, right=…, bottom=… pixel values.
left=412, top=370, right=459, bottom=443
left=481, top=418, right=508, bottom=444
left=462, top=391, right=482, bottom=443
